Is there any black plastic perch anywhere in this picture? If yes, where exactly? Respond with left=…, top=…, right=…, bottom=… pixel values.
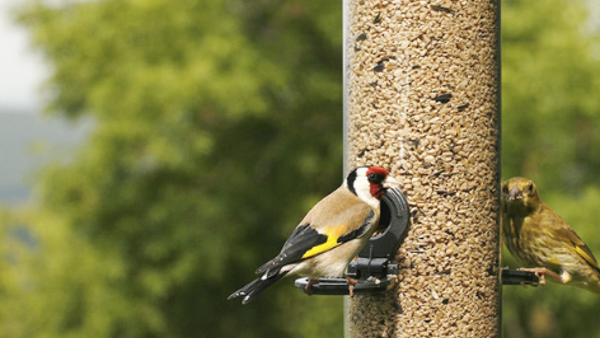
left=501, top=268, right=540, bottom=286
left=295, top=187, right=410, bottom=295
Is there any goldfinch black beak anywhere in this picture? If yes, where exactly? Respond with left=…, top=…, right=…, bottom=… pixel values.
left=382, top=176, right=401, bottom=189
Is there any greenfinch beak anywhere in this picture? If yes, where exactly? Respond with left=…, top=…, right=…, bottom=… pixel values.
left=508, top=187, right=522, bottom=202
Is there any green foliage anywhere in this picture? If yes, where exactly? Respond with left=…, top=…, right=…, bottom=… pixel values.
left=6, top=0, right=344, bottom=337
left=3, top=0, right=600, bottom=337
left=502, top=0, right=600, bottom=192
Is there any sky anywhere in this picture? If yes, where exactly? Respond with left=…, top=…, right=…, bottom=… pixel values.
left=0, top=0, right=48, bottom=114
left=0, top=0, right=90, bottom=205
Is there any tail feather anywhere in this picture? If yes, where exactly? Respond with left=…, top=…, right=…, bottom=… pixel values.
left=581, top=281, right=600, bottom=296
left=228, top=269, right=287, bottom=304
left=589, top=266, right=600, bottom=295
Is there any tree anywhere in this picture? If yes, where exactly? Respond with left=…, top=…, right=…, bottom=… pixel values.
left=3, top=0, right=345, bottom=337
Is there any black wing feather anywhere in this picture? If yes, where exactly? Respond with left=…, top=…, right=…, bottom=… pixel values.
left=228, top=267, right=287, bottom=304
left=255, top=224, right=327, bottom=275
left=255, top=210, right=375, bottom=275
left=337, top=216, right=372, bottom=243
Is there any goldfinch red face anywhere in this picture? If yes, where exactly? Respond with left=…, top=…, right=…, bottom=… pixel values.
left=345, top=166, right=400, bottom=209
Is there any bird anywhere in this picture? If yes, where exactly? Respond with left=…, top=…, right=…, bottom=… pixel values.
left=228, top=165, right=400, bottom=304
left=502, top=177, right=600, bottom=294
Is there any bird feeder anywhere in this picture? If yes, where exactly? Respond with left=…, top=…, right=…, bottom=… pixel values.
left=343, top=0, right=503, bottom=336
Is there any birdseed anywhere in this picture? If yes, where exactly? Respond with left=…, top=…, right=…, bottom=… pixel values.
left=344, top=0, right=501, bottom=337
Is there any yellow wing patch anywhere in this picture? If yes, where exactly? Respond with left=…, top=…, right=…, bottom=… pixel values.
left=301, top=225, right=347, bottom=259
left=574, top=246, right=600, bottom=270
left=547, top=257, right=562, bottom=266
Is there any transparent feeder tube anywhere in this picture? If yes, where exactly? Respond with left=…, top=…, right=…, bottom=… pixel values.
left=343, top=0, right=502, bottom=337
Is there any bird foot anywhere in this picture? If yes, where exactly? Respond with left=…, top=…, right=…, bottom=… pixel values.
left=518, top=267, right=562, bottom=286
left=305, top=278, right=319, bottom=295
left=345, top=275, right=358, bottom=297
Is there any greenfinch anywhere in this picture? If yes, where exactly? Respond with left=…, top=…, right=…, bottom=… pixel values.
left=502, top=177, right=600, bottom=294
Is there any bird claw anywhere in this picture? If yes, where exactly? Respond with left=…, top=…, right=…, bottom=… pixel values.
left=518, top=267, right=557, bottom=286
left=305, top=279, right=319, bottom=295
left=536, top=274, right=547, bottom=286
left=345, top=275, right=358, bottom=297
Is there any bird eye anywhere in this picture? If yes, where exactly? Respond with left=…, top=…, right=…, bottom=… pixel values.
left=527, top=183, right=534, bottom=194
left=502, top=185, right=508, bottom=194
left=368, top=173, right=377, bottom=182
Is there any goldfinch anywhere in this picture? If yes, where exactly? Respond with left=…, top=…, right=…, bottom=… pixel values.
left=228, top=166, right=400, bottom=304
left=502, top=177, right=600, bottom=294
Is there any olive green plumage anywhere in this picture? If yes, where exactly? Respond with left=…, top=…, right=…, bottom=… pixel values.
left=502, top=177, right=600, bottom=294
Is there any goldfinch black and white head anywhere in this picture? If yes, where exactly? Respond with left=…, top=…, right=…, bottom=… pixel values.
left=345, top=166, right=400, bottom=208
left=228, top=165, right=400, bottom=304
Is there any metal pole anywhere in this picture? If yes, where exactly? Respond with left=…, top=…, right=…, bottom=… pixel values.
left=344, top=0, right=502, bottom=337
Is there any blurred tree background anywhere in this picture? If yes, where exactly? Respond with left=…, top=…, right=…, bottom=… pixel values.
left=2, top=1, right=344, bottom=337
left=0, top=0, right=598, bottom=337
